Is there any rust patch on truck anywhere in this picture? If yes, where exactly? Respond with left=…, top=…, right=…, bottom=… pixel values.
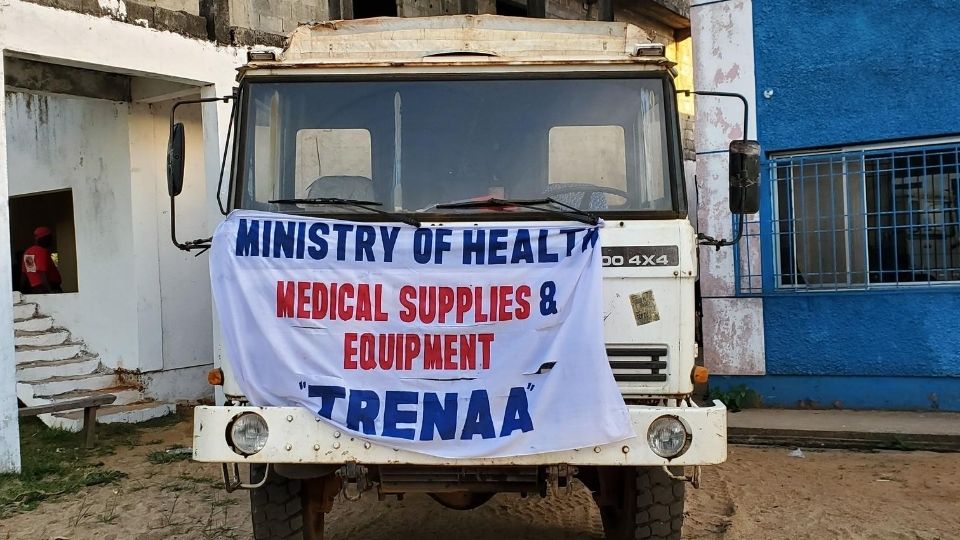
left=629, top=290, right=660, bottom=325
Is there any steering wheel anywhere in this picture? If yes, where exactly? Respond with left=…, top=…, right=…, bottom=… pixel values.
left=543, top=185, right=632, bottom=211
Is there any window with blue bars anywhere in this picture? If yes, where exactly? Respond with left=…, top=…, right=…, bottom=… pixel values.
left=746, top=141, right=960, bottom=293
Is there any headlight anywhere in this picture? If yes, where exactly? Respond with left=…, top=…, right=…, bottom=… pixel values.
left=646, top=416, right=690, bottom=459
left=228, top=412, right=269, bottom=456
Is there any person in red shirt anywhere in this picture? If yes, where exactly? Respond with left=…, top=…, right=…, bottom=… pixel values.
left=22, top=227, right=62, bottom=293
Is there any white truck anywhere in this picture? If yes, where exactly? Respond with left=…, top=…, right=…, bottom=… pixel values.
left=166, top=15, right=759, bottom=540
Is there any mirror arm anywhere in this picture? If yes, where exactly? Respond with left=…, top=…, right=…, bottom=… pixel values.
left=696, top=211, right=745, bottom=251
left=169, top=95, right=234, bottom=252
left=696, top=179, right=749, bottom=250
left=170, top=194, right=212, bottom=252
left=676, top=89, right=749, bottom=141
left=677, top=89, right=755, bottom=250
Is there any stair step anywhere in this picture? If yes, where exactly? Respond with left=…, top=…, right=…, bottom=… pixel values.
left=16, top=329, right=69, bottom=348
left=16, top=354, right=100, bottom=382
left=16, top=342, right=84, bottom=364
left=10, top=296, right=170, bottom=431
left=45, top=386, right=142, bottom=407
left=14, top=317, right=54, bottom=332
left=21, top=372, right=118, bottom=399
left=50, top=400, right=175, bottom=427
left=13, top=303, right=37, bottom=321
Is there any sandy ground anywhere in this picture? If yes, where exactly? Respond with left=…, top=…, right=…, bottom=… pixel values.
left=2, top=415, right=959, bottom=540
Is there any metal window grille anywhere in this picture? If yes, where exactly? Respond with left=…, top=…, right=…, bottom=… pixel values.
left=734, top=210, right=763, bottom=295
left=759, top=142, right=960, bottom=292
left=735, top=143, right=960, bottom=295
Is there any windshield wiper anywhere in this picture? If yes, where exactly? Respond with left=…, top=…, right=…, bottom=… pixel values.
left=435, top=198, right=599, bottom=225
left=269, top=197, right=421, bottom=227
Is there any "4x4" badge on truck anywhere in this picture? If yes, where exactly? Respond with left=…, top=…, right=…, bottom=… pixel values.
left=600, top=246, right=679, bottom=267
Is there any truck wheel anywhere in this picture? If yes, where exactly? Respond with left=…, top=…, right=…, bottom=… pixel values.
left=599, top=466, right=685, bottom=540
left=250, top=465, right=325, bottom=540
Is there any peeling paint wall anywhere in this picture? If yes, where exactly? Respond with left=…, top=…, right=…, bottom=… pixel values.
left=5, top=92, right=141, bottom=371
left=0, top=1, right=246, bottom=395
left=4, top=93, right=217, bottom=381
left=0, top=1, right=247, bottom=467
left=691, top=0, right=764, bottom=375
left=2, top=91, right=216, bottom=377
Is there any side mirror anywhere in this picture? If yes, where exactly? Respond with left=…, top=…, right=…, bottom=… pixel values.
left=728, top=140, right=761, bottom=214
left=167, top=122, right=185, bottom=197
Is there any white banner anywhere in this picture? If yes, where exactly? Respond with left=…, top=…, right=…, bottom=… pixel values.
left=211, top=210, right=633, bottom=458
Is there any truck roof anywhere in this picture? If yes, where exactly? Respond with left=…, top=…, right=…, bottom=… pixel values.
left=241, top=15, right=673, bottom=76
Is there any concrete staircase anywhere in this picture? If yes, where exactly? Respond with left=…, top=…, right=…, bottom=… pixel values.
left=13, top=291, right=175, bottom=431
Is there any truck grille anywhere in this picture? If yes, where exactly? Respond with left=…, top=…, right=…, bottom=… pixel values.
left=607, top=347, right=668, bottom=383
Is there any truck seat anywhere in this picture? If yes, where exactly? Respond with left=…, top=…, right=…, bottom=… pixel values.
left=306, top=175, right=375, bottom=201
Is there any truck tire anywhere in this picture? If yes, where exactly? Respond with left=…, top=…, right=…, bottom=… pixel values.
left=599, top=466, right=685, bottom=540
left=250, top=465, right=323, bottom=540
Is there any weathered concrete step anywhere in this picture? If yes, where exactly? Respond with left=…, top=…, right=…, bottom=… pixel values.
left=16, top=342, right=84, bottom=364
left=20, top=372, right=118, bottom=399
left=45, top=386, right=142, bottom=407
left=14, top=316, right=54, bottom=332
left=15, top=329, right=69, bottom=347
left=12, top=291, right=22, bottom=305
left=13, top=302, right=37, bottom=321
left=16, top=354, right=100, bottom=382
left=49, top=400, right=175, bottom=429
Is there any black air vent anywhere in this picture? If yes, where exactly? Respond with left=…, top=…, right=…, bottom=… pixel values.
left=607, top=347, right=668, bottom=383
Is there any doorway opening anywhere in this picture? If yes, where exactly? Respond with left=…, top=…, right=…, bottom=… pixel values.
left=10, top=189, right=78, bottom=293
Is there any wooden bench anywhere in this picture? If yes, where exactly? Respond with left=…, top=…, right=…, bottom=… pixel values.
left=19, top=394, right=117, bottom=448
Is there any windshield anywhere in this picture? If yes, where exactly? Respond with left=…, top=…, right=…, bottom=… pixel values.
left=237, top=77, right=678, bottom=216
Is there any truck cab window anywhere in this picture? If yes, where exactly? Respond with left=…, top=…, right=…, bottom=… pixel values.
left=547, top=125, right=628, bottom=210
left=248, top=90, right=281, bottom=205
left=295, top=129, right=374, bottom=200
left=239, top=78, right=678, bottom=216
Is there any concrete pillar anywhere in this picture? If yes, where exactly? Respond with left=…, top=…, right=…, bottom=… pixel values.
left=0, top=50, right=23, bottom=473
left=691, top=0, right=765, bottom=376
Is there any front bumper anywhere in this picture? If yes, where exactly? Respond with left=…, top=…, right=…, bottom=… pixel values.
left=193, top=401, right=727, bottom=466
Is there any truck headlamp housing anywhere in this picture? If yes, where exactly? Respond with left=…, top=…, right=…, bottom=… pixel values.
left=228, top=412, right=269, bottom=456
left=647, top=416, right=690, bottom=459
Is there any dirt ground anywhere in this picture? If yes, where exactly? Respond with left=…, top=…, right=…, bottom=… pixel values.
left=2, top=414, right=959, bottom=540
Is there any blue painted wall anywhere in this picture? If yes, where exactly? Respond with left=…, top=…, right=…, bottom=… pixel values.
left=753, top=0, right=960, bottom=152
left=763, top=291, right=960, bottom=378
left=745, top=1, right=960, bottom=408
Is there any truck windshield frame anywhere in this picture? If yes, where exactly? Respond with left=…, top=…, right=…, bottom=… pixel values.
left=230, top=72, right=687, bottom=221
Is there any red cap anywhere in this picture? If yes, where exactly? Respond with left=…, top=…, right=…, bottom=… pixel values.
left=33, top=227, right=52, bottom=239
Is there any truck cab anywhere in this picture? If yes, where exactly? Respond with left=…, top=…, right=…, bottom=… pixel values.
left=173, top=15, right=750, bottom=540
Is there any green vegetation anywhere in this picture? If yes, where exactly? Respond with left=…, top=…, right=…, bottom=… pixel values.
left=0, top=410, right=183, bottom=517
left=707, top=384, right=761, bottom=412
left=147, top=444, right=192, bottom=465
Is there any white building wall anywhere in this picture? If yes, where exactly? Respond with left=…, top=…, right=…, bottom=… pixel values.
left=691, top=0, right=765, bottom=374
left=5, top=92, right=142, bottom=370
left=128, top=100, right=167, bottom=374
left=129, top=100, right=214, bottom=373
left=156, top=102, right=215, bottom=371
left=5, top=91, right=217, bottom=377
left=0, top=1, right=247, bottom=441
